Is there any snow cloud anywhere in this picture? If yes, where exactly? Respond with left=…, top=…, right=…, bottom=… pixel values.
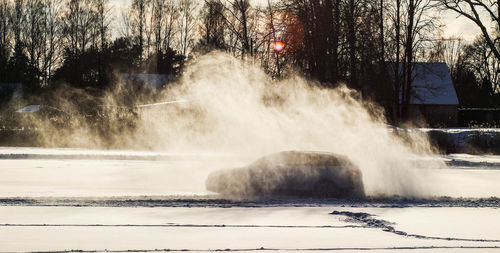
left=20, top=52, right=446, bottom=198
left=131, top=52, right=444, bottom=197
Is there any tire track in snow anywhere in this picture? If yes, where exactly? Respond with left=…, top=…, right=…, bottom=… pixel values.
left=2, top=246, right=500, bottom=253
left=1, top=197, right=500, bottom=208
left=0, top=223, right=361, bottom=229
left=331, top=211, right=500, bottom=243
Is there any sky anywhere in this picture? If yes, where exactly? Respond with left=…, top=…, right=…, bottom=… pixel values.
left=441, top=11, right=486, bottom=41
left=109, top=0, right=488, bottom=42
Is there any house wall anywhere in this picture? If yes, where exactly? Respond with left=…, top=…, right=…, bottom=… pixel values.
left=458, top=109, right=500, bottom=127
left=408, top=104, right=458, bottom=127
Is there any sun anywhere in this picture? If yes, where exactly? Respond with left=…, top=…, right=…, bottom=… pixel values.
left=273, top=41, right=285, bottom=52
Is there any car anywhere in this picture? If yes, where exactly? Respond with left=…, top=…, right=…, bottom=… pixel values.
left=206, top=151, right=365, bottom=198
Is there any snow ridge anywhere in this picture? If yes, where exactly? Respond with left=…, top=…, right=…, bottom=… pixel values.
left=331, top=210, right=500, bottom=243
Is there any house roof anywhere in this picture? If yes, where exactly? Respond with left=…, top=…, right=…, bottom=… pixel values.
left=0, top=83, right=23, bottom=99
left=119, top=73, right=170, bottom=90
left=389, top=62, right=459, bottom=105
left=0, top=83, right=22, bottom=91
left=15, top=105, right=40, bottom=113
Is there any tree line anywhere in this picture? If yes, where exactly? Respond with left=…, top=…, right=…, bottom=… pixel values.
left=0, top=0, right=192, bottom=93
left=0, top=0, right=500, bottom=122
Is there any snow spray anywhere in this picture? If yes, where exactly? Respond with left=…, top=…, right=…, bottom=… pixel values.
left=18, top=52, right=446, bottom=197
left=133, top=52, right=444, bottom=197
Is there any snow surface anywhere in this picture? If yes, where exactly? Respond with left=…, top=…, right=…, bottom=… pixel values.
left=0, top=146, right=235, bottom=159
left=1, top=147, right=499, bottom=252
left=1, top=147, right=500, bottom=198
left=397, top=128, right=500, bottom=154
left=0, top=206, right=499, bottom=252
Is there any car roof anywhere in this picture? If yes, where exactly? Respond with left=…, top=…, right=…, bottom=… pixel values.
left=253, top=151, right=351, bottom=167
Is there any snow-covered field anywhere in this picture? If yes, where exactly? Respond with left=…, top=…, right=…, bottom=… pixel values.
left=0, top=147, right=499, bottom=252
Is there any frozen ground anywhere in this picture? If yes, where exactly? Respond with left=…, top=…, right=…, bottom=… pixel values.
left=0, top=147, right=499, bottom=252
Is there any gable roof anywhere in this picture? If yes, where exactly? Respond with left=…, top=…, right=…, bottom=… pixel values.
left=388, top=62, right=459, bottom=105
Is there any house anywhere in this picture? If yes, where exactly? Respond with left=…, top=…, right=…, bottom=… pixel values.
left=118, top=73, right=174, bottom=91
left=0, top=83, right=23, bottom=100
left=389, top=62, right=459, bottom=127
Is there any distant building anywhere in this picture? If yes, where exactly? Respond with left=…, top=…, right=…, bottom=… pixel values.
left=0, top=83, right=23, bottom=100
left=389, top=62, right=459, bottom=127
left=118, top=73, right=174, bottom=91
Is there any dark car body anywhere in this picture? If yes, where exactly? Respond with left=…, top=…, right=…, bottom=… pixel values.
left=206, top=151, right=365, bottom=198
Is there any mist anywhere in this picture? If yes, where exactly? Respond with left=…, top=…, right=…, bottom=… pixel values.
left=16, top=52, right=446, bottom=198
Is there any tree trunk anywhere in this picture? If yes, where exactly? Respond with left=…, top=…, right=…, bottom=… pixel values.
left=403, top=0, right=416, bottom=120
left=394, top=0, right=401, bottom=122
left=347, top=0, right=357, bottom=89
left=332, top=0, right=340, bottom=83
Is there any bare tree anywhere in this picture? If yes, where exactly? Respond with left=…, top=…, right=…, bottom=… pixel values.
left=199, top=0, right=226, bottom=50
left=95, top=0, right=111, bottom=85
left=162, top=0, right=178, bottom=50
left=438, top=0, right=500, bottom=62
left=384, top=0, right=440, bottom=119
left=222, top=0, right=257, bottom=56
left=151, top=0, right=178, bottom=52
left=2, top=0, right=62, bottom=86
left=0, top=0, right=11, bottom=54
left=119, top=6, right=133, bottom=38
left=96, top=0, right=110, bottom=52
left=282, top=0, right=341, bottom=83
left=60, top=0, right=107, bottom=85
left=10, top=0, right=26, bottom=46
left=146, top=0, right=154, bottom=57
left=344, top=0, right=363, bottom=89
left=262, top=0, right=279, bottom=75
left=400, top=0, right=440, bottom=118
left=427, top=36, right=463, bottom=73
left=461, top=36, right=500, bottom=94
left=25, top=0, right=43, bottom=70
left=394, top=0, right=402, bottom=120
left=62, top=0, right=98, bottom=56
left=379, top=0, right=385, bottom=63
left=0, top=0, right=11, bottom=81
left=179, top=0, right=198, bottom=56
left=39, top=0, right=63, bottom=86
left=152, top=0, right=165, bottom=53
left=131, top=0, right=148, bottom=60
